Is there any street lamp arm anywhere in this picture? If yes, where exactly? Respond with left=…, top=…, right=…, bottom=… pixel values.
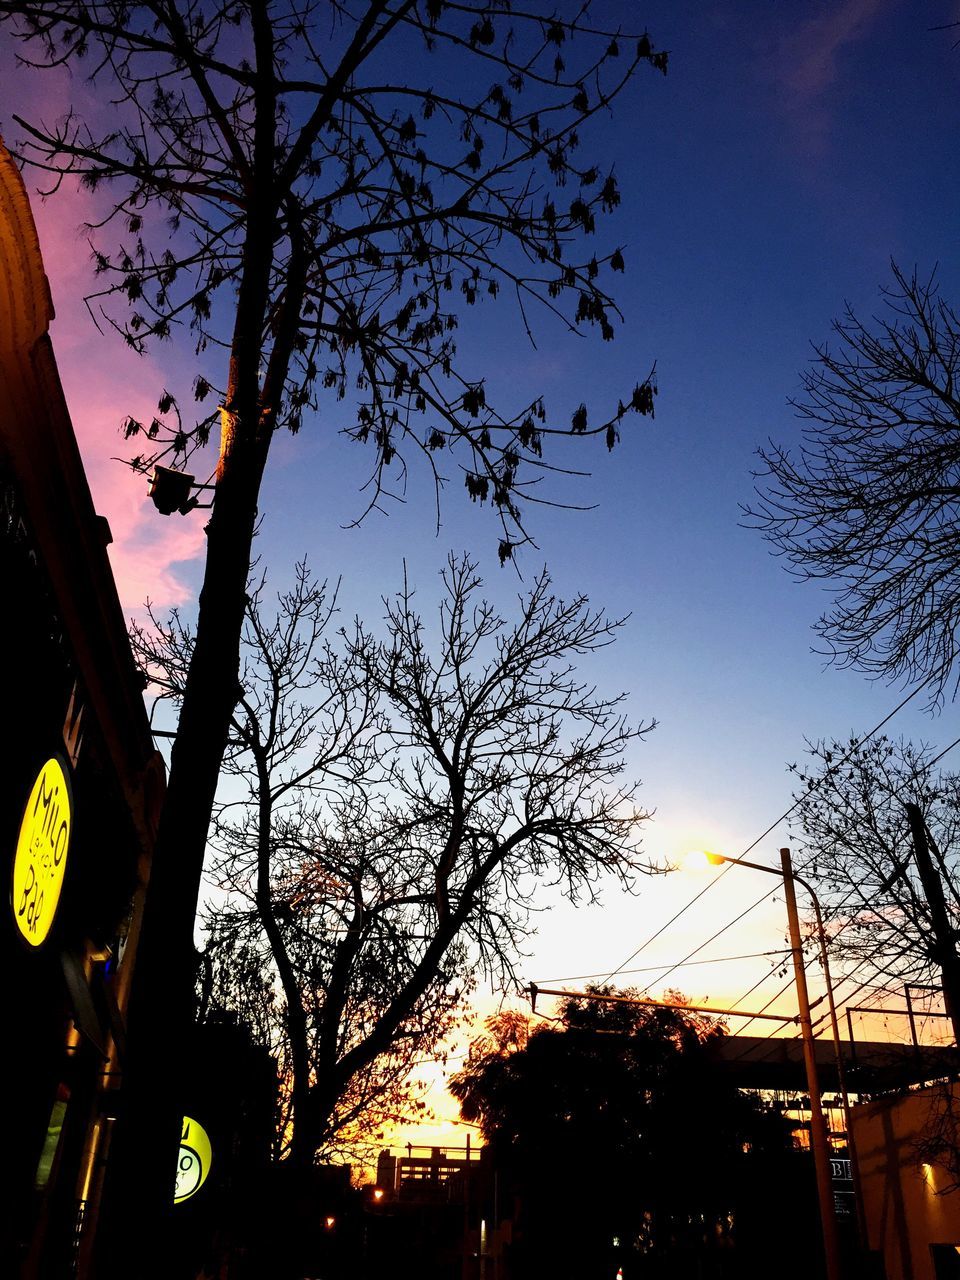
left=712, top=852, right=823, bottom=913
left=710, top=852, right=784, bottom=878
left=712, top=852, right=831, bottom=956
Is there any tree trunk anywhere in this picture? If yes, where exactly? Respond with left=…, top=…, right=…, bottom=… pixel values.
left=905, top=801, right=960, bottom=1046
left=96, top=24, right=282, bottom=1267
left=96, top=420, right=272, bottom=1279
left=253, top=769, right=314, bottom=1171
left=302, top=902, right=473, bottom=1154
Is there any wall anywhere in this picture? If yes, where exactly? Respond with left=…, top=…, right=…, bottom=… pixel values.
left=851, top=1084, right=960, bottom=1280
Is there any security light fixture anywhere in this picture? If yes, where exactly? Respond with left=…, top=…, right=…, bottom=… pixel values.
left=148, top=466, right=215, bottom=515
left=148, top=465, right=195, bottom=515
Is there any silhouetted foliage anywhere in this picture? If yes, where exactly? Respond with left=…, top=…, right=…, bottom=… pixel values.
left=3, top=0, right=661, bottom=552
left=450, top=990, right=794, bottom=1278
left=136, top=555, right=655, bottom=1164
left=745, top=263, right=960, bottom=703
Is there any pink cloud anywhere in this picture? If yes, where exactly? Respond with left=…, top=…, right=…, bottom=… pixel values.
left=65, top=361, right=208, bottom=614
left=769, top=0, right=891, bottom=154
left=27, top=181, right=207, bottom=615
left=786, top=0, right=888, bottom=100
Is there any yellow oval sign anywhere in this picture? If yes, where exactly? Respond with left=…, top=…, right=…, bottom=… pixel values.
left=174, top=1115, right=212, bottom=1204
left=11, top=756, right=72, bottom=947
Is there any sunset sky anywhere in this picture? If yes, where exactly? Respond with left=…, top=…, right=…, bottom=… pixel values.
left=4, top=1, right=960, bottom=1144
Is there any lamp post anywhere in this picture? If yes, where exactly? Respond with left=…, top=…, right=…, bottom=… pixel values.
left=693, top=847, right=844, bottom=1280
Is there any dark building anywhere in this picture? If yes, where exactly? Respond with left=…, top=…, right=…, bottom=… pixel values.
left=1, top=137, right=165, bottom=1278
left=371, top=1143, right=500, bottom=1280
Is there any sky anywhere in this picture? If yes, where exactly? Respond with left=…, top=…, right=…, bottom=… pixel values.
left=3, top=0, right=960, bottom=1146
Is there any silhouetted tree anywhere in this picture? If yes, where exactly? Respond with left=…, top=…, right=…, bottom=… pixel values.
left=745, top=264, right=960, bottom=704
left=450, top=990, right=794, bottom=1279
left=789, top=737, right=960, bottom=1009
left=790, top=738, right=960, bottom=1217
left=0, top=4, right=664, bottom=1266
left=136, top=554, right=655, bottom=1166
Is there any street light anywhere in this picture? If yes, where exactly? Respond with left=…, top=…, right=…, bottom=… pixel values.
left=689, top=847, right=845, bottom=1280
left=689, top=850, right=849, bottom=1104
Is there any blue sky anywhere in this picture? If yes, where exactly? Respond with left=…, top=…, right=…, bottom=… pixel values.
left=4, top=2, right=960, bottom=1100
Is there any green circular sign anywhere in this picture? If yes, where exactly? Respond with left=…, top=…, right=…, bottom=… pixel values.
left=174, top=1115, right=212, bottom=1204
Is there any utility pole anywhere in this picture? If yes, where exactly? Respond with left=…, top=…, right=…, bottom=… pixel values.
left=781, top=848, right=844, bottom=1280
left=904, top=803, right=960, bottom=1047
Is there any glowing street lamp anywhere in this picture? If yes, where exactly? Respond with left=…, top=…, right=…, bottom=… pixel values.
left=688, top=847, right=845, bottom=1280
left=686, top=849, right=849, bottom=1106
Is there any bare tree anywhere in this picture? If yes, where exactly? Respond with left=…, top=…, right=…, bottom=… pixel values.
left=789, top=736, right=960, bottom=1205
left=744, top=263, right=960, bottom=703
left=135, top=554, right=655, bottom=1167
left=197, top=900, right=446, bottom=1165
left=1, top=3, right=664, bottom=1259
left=788, top=736, right=960, bottom=998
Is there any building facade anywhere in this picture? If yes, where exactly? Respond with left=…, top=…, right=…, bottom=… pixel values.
left=1, top=137, right=165, bottom=1278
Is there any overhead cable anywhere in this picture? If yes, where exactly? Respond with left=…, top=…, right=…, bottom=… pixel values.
left=596, top=681, right=929, bottom=986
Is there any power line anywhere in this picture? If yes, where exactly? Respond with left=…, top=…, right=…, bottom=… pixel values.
left=595, top=681, right=929, bottom=986
left=726, top=727, right=960, bottom=1040
left=929, top=734, right=960, bottom=770
left=723, top=967, right=880, bottom=1069
left=724, top=892, right=867, bottom=1034
left=731, top=956, right=927, bottom=1073
left=725, top=963, right=791, bottom=1025
left=531, top=947, right=791, bottom=987
left=730, top=938, right=899, bottom=1056
left=728, top=974, right=797, bottom=1042
left=780, top=731, right=960, bottom=1036
left=636, top=883, right=781, bottom=998
left=544, top=683, right=949, bottom=1060
left=700, top=810, right=960, bottom=1064
left=738, top=681, right=928, bottom=860
left=723, top=927, right=884, bottom=1047
left=597, top=863, right=736, bottom=983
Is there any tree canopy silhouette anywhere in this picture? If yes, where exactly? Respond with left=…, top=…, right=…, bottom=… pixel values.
left=451, top=991, right=795, bottom=1278
left=5, top=0, right=660, bottom=558
left=138, top=554, right=654, bottom=1165
left=745, top=264, right=960, bottom=703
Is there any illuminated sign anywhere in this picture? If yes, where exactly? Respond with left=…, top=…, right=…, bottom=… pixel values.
left=174, top=1116, right=212, bottom=1204
left=11, top=756, right=73, bottom=947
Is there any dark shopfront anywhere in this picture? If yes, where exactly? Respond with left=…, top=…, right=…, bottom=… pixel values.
left=1, top=139, right=164, bottom=1278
